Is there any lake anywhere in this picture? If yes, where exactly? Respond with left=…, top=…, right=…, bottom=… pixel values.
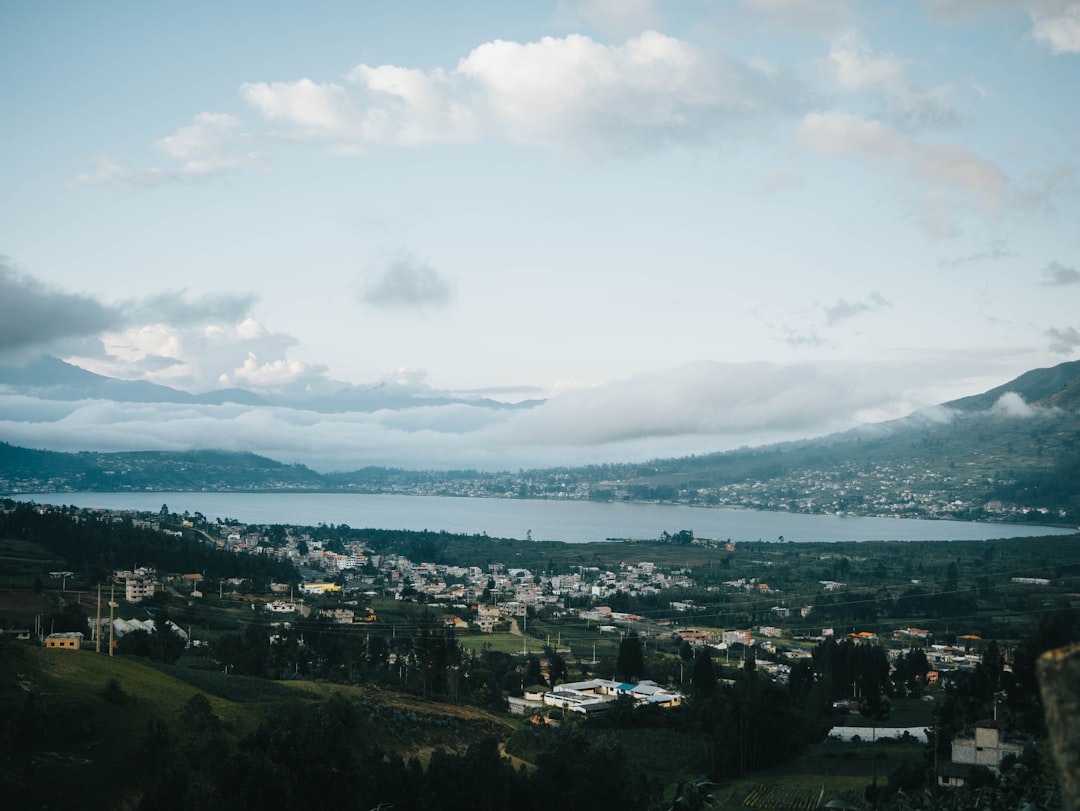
left=8, top=491, right=1075, bottom=544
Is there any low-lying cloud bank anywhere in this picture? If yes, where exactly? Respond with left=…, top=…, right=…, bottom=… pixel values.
left=0, top=360, right=975, bottom=472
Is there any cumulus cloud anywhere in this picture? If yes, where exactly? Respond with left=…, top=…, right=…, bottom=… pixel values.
left=360, top=253, right=454, bottom=308
left=1030, top=1, right=1080, bottom=52
left=72, top=112, right=264, bottom=188
left=1041, top=261, right=1080, bottom=285
left=1046, top=326, right=1080, bottom=353
left=822, top=292, right=892, bottom=325
left=240, top=32, right=805, bottom=158
left=0, top=261, right=325, bottom=393
left=221, top=353, right=322, bottom=389
left=824, top=32, right=906, bottom=93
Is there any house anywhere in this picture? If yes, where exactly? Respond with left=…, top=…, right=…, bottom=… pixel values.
left=125, top=577, right=157, bottom=603
left=299, top=582, right=341, bottom=596
left=943, top=720, right=1032, bottom=784
left=319, top=607, right=356, bottom=623
left=475, top=604, right=501, bottom=633
left=45, top=632, right=83, bottom=649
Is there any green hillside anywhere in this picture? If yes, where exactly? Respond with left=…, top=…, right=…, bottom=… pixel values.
left=0, top=637, right=516, bottom=810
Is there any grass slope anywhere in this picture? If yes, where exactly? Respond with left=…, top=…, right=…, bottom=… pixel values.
left=0, top=637, right=514, bottom=810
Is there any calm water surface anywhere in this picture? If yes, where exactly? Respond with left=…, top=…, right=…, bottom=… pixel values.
left=10, top=492, right=1075, bottom=544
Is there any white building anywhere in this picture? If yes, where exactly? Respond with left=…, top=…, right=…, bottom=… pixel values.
left=542, top=679, right=683, bottom=714
left=949, top=721, right=1031, bottom=774
left=125, top=577, right=157, bottom=603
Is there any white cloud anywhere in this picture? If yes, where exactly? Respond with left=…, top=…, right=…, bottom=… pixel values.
left=797, top=111, right=911, bottom=158
left=69, top=314, right=324, bottom=394
left=1031, top=2, right=1080, bottom=52
left=70, top=157, right=176, bottom=189
left=992, top=391, right=1036, bottom=417
left=825, top=32, right=906, bottom=93
left=155, top=112, right=241, bottom=160
left=797, top=110, right=1007, bottom=235
left=2, top=353, right=1056, bottom=471
left=223, top=353, right=316, bottom=388
left=239, top=32, right=804, bottom=158
left=379, top=367, right=432, bottom=391
left=72, top=113, right=264, bottom=188
left=240, top=79, right=356, bottom=137
left=0, top=361, right=899, bottom=471
left=823, top=32, right=962, bottom=132
left=921, top=0, right=1080, bottom=54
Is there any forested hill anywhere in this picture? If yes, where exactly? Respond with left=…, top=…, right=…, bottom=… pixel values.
left=2, top=360, right=1080, bottom=523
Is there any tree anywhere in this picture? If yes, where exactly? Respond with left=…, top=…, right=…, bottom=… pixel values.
left=544, top=645, right=568, bottom=687
left=615, top=631, right=644, bottom=682
left=691, top=648, right=716, bottom=699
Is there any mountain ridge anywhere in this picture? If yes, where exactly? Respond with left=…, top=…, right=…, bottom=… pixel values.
left=0, top=354, right=543, bottom=413
left=2, top=359, right=1079, bottom=524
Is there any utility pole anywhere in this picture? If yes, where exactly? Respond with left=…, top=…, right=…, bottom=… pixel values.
left=108, top=584, right=116, bottom=657
left=95, top=585, right=102, bottom=653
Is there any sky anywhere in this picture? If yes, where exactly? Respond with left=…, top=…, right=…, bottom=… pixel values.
left=1, top=0, right=1078, bottom=472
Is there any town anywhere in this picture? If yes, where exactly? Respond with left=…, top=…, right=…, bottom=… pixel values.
left=4, top=497, right=1078, bottom=809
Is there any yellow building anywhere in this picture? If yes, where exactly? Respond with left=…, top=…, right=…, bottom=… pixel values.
left=299, top=582, right=341, bottom=595
left=44, top=632, right=84, bottom=649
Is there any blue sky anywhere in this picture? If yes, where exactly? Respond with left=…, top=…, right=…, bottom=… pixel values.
left=1, top=1, right=1078, bottom=471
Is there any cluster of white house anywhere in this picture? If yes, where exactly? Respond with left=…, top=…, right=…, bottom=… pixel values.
left=507, top=678, right=684, bottom=716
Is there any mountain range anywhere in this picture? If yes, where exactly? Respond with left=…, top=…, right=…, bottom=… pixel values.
left=1, top=357, right=1079, bottom=524
left=0, top=355, right=540, bottom=413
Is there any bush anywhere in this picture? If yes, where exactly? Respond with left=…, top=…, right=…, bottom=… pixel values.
left=102, top=678, right=128, bottom=705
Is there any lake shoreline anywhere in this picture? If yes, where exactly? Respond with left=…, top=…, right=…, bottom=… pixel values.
left=6, top=490, right=1075, bottom=544
left=3, top=486, right=1076, bottom=531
